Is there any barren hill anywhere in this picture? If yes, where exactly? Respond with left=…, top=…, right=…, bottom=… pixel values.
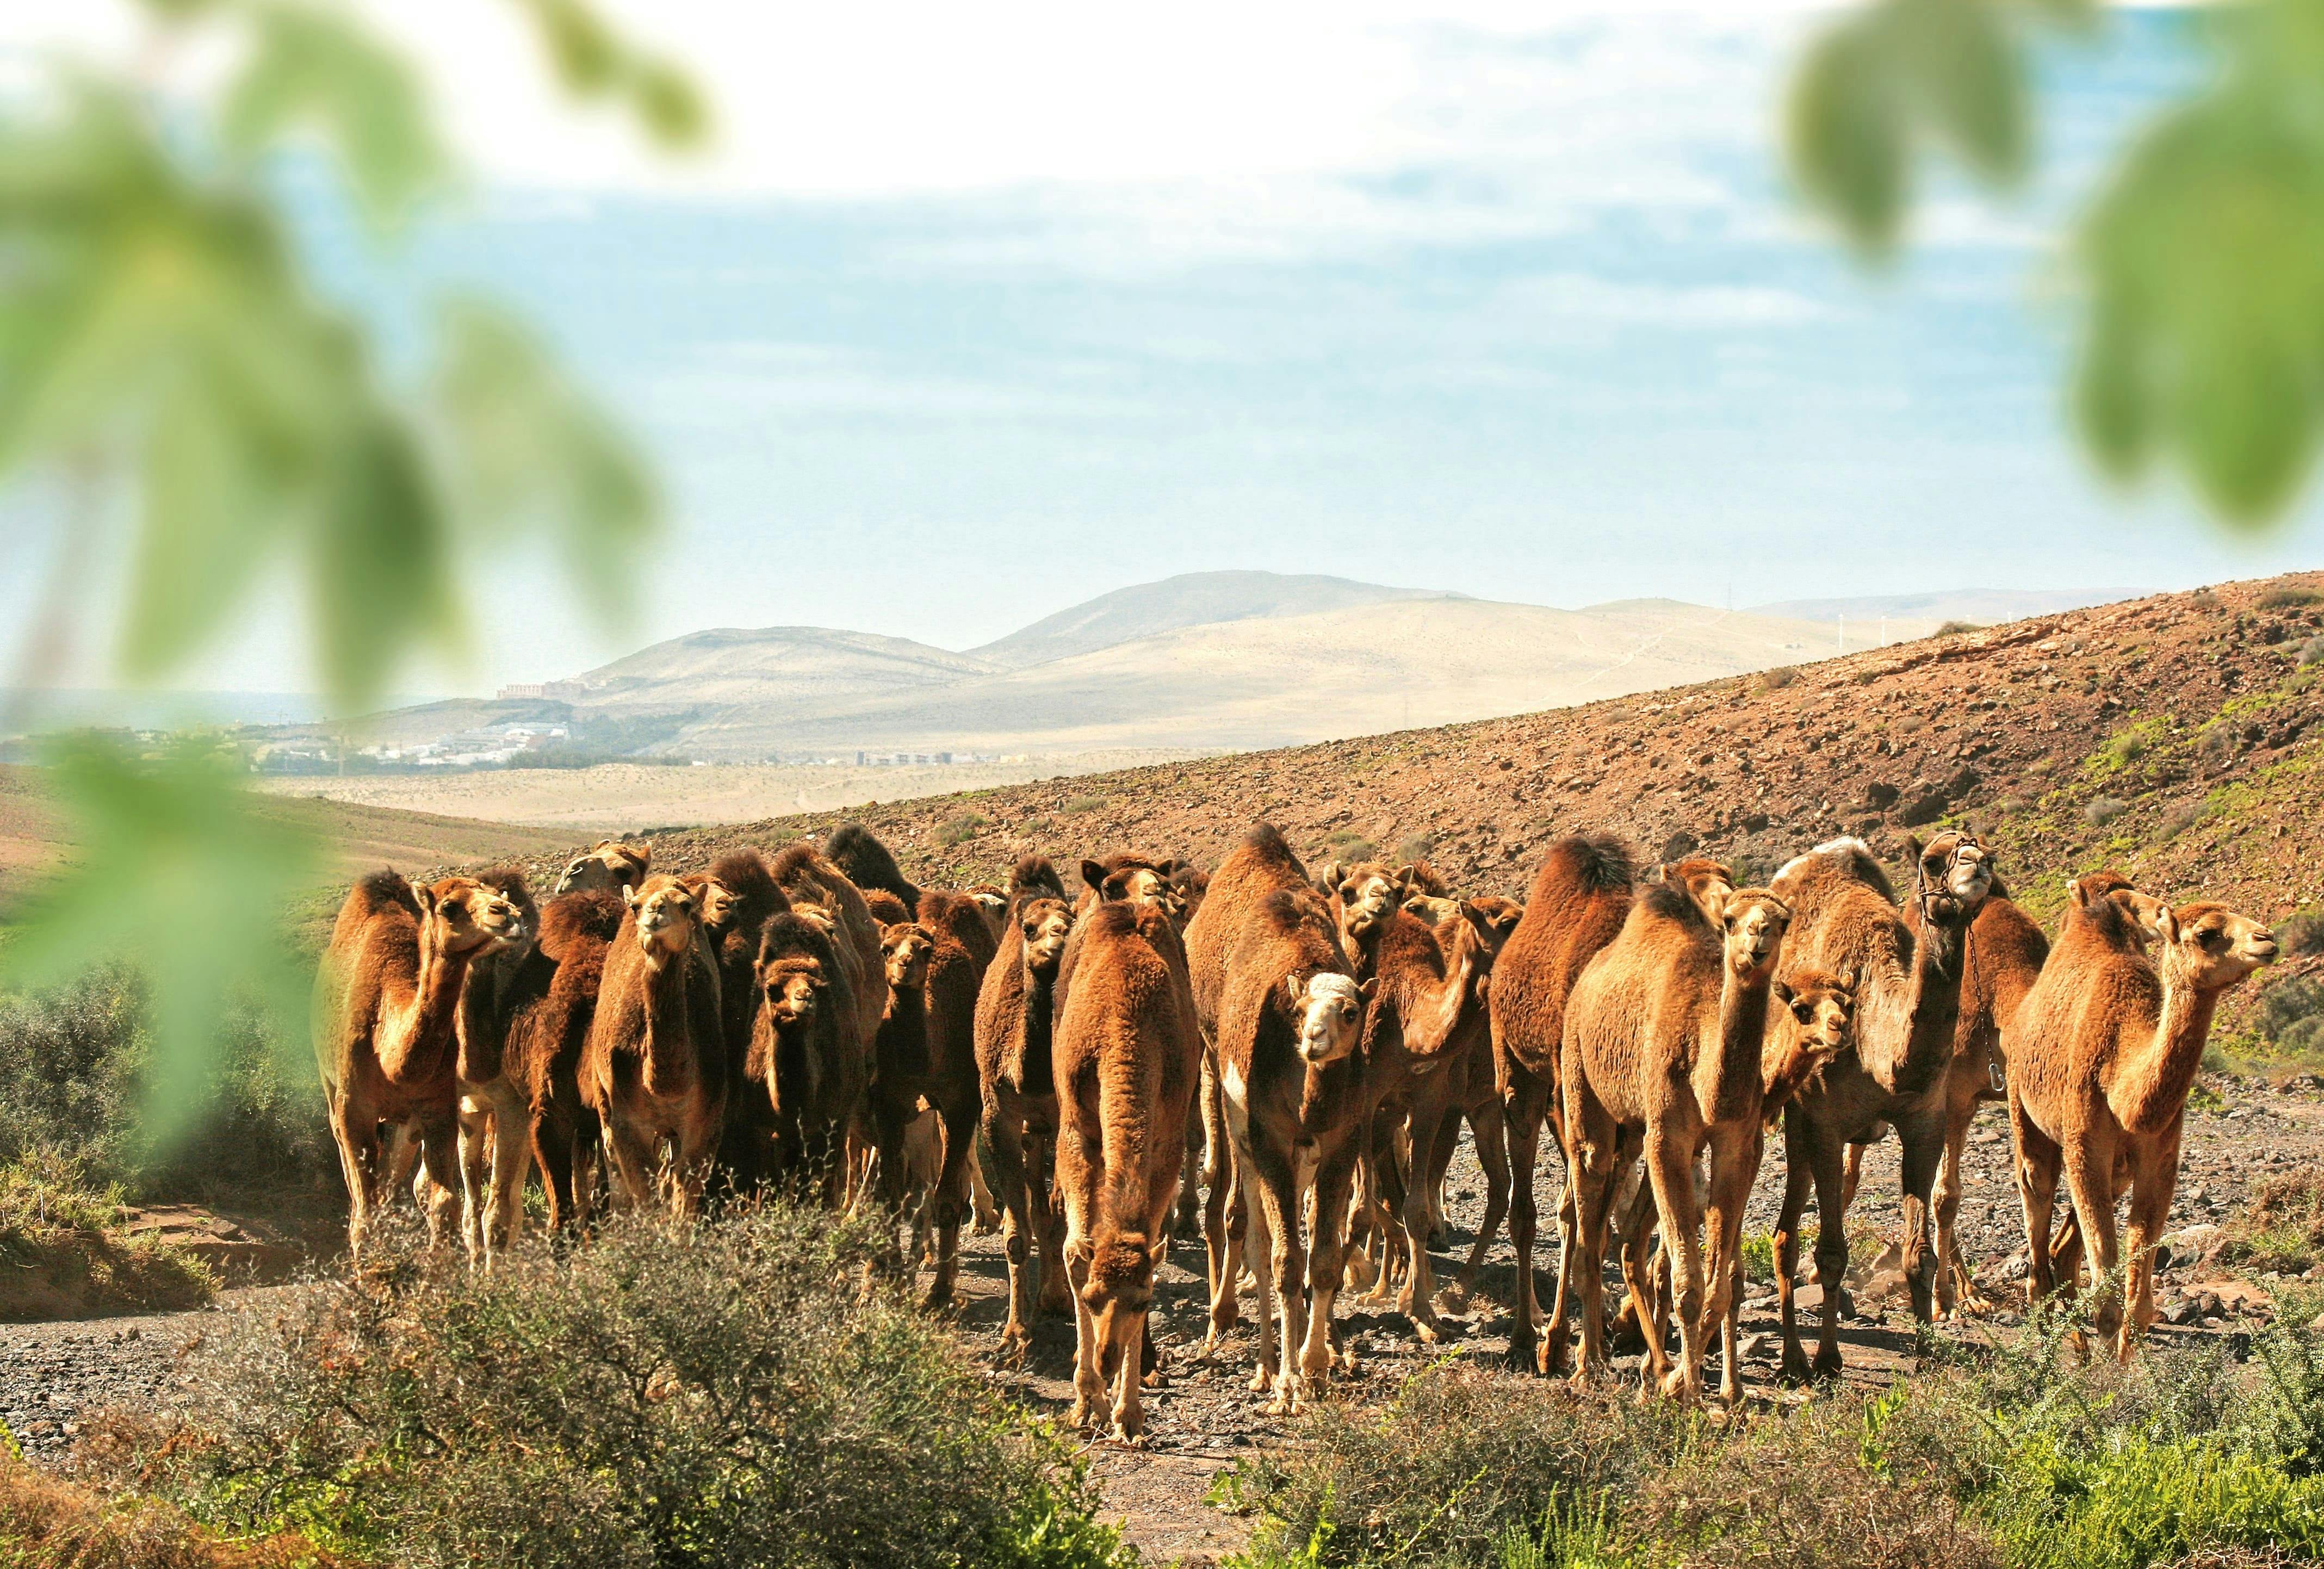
left=966, top=569, right=1462, bottom=668
left=506, top=574, right=2323, bottom=1037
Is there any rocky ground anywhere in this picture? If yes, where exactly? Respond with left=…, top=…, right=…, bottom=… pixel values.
left=6, top=1083, right=2317, bottom=1565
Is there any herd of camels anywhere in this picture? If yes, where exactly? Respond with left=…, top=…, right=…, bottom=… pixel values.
left=314, top=814, right=2279, bottom=1436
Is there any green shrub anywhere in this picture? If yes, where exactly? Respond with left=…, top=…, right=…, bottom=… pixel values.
left=2282, top=911, right=2324, bottom=958
left=2085, top=796, right=2130, bottom=826
left=2220, top=1167, right=2324, bottom=1276
left=1984, top=1432, right=2324, bottom=1569
left=0, top=1456, right=344, bottom=1569
left=1062, top=795, right=1107, bottom=816
left=936, top=810, right=989, bottom=847
left=110, top=1205, right=1129, bottom=1569
left=2256, top=587, right=2322, bottom=611
left=0, top=1152, right=214, bottom=1317
left=1759, top=666, right=1800, bottom=691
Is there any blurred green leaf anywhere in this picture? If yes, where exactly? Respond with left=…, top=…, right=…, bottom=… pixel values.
left=0, top=737, right=317, bottom=1146
left=222, top=1, right=447, bottom=225
left=1788, top=18, right=1909, bottom=252
left=510, top=0, right=710, bottom=148
left=1894, top=0, right=2027, bottom=183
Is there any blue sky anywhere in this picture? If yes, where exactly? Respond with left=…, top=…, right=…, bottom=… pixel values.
left=6, top=2, right=2323, bottom=698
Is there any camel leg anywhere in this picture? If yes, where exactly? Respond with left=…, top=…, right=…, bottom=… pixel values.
left=1397, top=1078, right=1460, bottom=1336
left=1065, top=1248, right=1105, bottom=1431
left=530, top=1110, right=580, bottom=1236
left=600, top=1112, right=661, bottom=1212
left=984, top=1109, right=1039, bottom=1359
left=1303, top=1143, right=1360, bottom=1387
left=1642, top=1131, right=1708, bottom=1403
left=1615, top=1173, right=1665, bottom=1387
left=1699, top=1127, right=1758, bottom=1406
left=1203, top=1138, right=1243, bottom=1350
left=2060, top=1137, right=2120, bottom=1352
left=2118, top=1128, right=2180, bottom=1362
left=415, top=1115, right=463, bottom=1252
left=1029, top=1128, right=1074, bottom=1316
left=1567, top=1113, right=1624, bottom=1389
left=1240, top=1156, right=1281, bottom=1399
left=924, top=1090, right=979, bottom=1312
left=1839, top=1139, right=1868, bottom=1218
left=1897, top=1113, right=1944, bottom=1326
left=1933, top=1087, right=1985, bottom=1318
left=1246, top=1144, right=1309, bottom=1415
left=1502, top=1074, right=1552, bottom=1374
left=327, top=1093, right=385, bottom=1258
left=1773, top=1109, right=1814, bottom=1384
left=969, top=1140, right=1000, bottom=1235
left=1807, top=1126, right=1849, bottom=1381
left=1443, top=1096, right=1508, bottom=1314
left=2010, top=1089, right=2063, bottom=1307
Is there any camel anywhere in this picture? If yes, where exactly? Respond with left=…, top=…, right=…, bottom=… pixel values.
left=1055, top=898, right=1204, bottom=1438
left=504, top=889, right=626, bottom=1232
left=868, top=911, right=985, bottom=1306
left=1337, top=895, right=1507, bottom=1342
left=553, top=839, right=652, bottom=895
left=680, top=850, right=794, bottom=1192
left=443, top=867, right=542, bottom=1267
left=315, top=870, right=524, bottom=1255
left=1184, top=824, right=1375, bottom=1414
left=827, top=821, right=923, bottom=909
left=2006, top=876, right=2277, bottom=1358
left=1768, top=833, right=1992, bottom=1382
left=580, top=875, right=727, bottom=1217
left=748, top=907, right=864, bottom=1200
left=1486, top=835, right=1640, bottom=1374
left=977, top=884, right=1076, bottom=1357
left=1562, top=870, right=1790, bottom=1401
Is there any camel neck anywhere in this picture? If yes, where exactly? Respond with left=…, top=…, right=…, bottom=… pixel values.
left=2115, top=971, right=2219, bottom=1136
left=637, top=941, right=698, bottom=1097
left=381, top=923, right=476, bottom=1083
left=1022, top=965, right=1058, bottom=1094
left=881, top=978, right=931, bottom=1080
left=1891, top=916, right=1966, bottom=1097
left=1402, top=926, right=1483, bottom=1063
left=1703, top=967, right=1773, bottom=1125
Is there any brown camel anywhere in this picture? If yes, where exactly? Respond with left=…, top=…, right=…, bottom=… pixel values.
left=827, top=821, right=923, bottom=908
left=1338, top=896, right=1504, bottom=1342
left=1055, top=898, right=1204, bottom=1437
left=443, top=867, right=542, bottom=1266
left=869, top=912, right=986, bottom=1307
left=1486, top=835, right=1641, bottom=1374
left=580, top=875, right=727, bottom=1216
left=977, top=883, right=1077, bottom=1357
left=315, top=870, right=524, bottom=1254
left=683, top=850, right=793, bottom=1193
left=1185, top=824, right=1374, bottom=1414
left=747, top=906, right=864, bottom=1199
left=1769, top=833, right=1991, bottom=1382
left=553, top=839, right=653, bottom=895
left=2007, top=877, right=2277, bottom=1358
left=504, top=889, right=625, bottom=1232
left=1562, top=873, right=1789, bottom=1401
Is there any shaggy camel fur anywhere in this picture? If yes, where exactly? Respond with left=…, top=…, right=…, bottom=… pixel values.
left=978, top=885, right=1076, bottom=1357
left=1486, top=835, right=1643, bottom=1374
left=1185, top=824, right=1375, bottom=1414
left=1341, top=899, right=1504, bottom=1341
left=748, top=908, right=864, bottom=1198
left=443, top=867, right=542, bottom=1266
left=767, top=843, right=888, bottom=1076
left=580, top=876, right=727, bottom=1216
left=1563, top=876, right=1789, bottom=1401
left=317, top=871, right=524, bottom=1254
left=553, top=839, right=652, bottom=895
left=1056, top=900, right=1204, bottom=1438
left=1769, top=833, right=1991, bottom=1381
left=685, top=850, right=793, bottom=1190
left=869, top=913, right=986, bottom=1306
left=504, top=890, right=625, bottom=1231
left=827, top=822, right=924, bottom=909
left=2007, top=877, right=2277, bottom=1358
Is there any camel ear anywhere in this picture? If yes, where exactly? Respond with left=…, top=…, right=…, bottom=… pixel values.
left=2155, top=903, right=2179, bottom=943
left=1357, top=977, right=1378, bottom=1001
left=1838, top=965, right=1858, bottom=993
left=1771, top=978, right=1793, bottom=1006
left=1902, top=834, right=1925, bottom=863
left=2068, top=875, right=2095, bottom=909
left=1285, top=972, right=1309, bottom=1007
left=1147, top=1236, right=1170, bottom=1269
left=1316, top=860, right=1345, bottom=896
left=622, top=881, right=643, bottom=910
left=1767, top=896, right=1793, bottom=923
left=1080, top=860, right=1108, bottom=896
left=412, top=881, right=438, bottom=921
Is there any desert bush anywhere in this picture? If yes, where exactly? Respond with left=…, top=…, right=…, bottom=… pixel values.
left=1396, top=833, right=1439, bottom=865
left=2258, top=978, right=2324, bottom=1058
left=0, top=1152, right=213, bottom=1317
left=1758, top=666, right=1800, bottom=691
left=2299, top=634, right=2324, bottom=669
left=0, top=969, right=332, bottom=1201
left=1936, top=619, right=1988, bottom=637
left=0, top=1456, right=343, bottom=1569
left=1061, top=794, right=1107, bottom=816
left=1322, top=828, right=1375, bottom=864
left=2278, top=910, right=2324, bottom=958
left=2084, top=796, right=2130, bottom=826
left=2220, top=1165, right=2324, bottom=1276
left=936, top=809, right=989, bottom=847
left=111, top=1205, right=1129, bottom=1569
left=2257, top=587, right=2322, bottom=611
left=2162, top=799, right=2213, bottom=838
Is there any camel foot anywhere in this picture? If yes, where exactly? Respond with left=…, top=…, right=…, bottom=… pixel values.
left=1657, top=1367, right=1697, bottom=1403
left=1503, top=1334, right=1541, bottom=1375
left=1342, top=1254, right=1379, bottom=1294
left=1142, top=1366, right=1168, bottom=1390
left=1812, top=1347, right=1843, bottom=1382
left=1411, top=1316, right=1445, bottom=1346
left=1337, top=1341, right=1361, bottom=1375
left=1069, top=1396, right=1100, bottom=1432
left=996, top=1324, right=1034, bottom=1366
left=1037, top=1287, right=1074, bottom=1317
left=1777, top=1348, right=1813, bottom=1387
left=919, top=1280, right=957, bottom=1314
left=1248, top=1367, right=1274, bottom=1395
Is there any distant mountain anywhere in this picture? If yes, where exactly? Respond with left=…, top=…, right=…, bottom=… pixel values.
left=1750, top=587, right=2143, bottom=627
left=969, top=570, right=1464, bottom=669
left=557, top=627, right=996, bottom=712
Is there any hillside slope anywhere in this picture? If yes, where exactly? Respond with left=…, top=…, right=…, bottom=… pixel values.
left=494, top=574, right=2324, bottom=1041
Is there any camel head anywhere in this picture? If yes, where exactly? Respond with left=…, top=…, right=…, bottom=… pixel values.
left=2156, top=901, right=2279, bottom=993
left=2066, top=869, right=2167, bottom=950
left=882, top=921, right=938, bottom=991
left=1084, top=859, right=1188, bottom=928
left=1720, top=888, right=1791, bottom=983
left=416, top=875, right=527, bottom=956
left=759, top=954, right=825, bottom=1026
left=554, top=838, right=652, bottom=896
left=1322, top=860, right=1402, bottom=948
left=1082, top=1231, right=1166, bottom=1379
left=1016, top=897, right=1073, bottom=978
left=965, top=885, right=1009, bottom=940
left=1286, top=970, right=1373, bottom=1065
left=473, top=868, right=538, bottom=954
left=1764, top=966, right=1856, bottom=1120
left=791, top=901, right=839, bottom=937
left=1462, top=895, right=1526, bottom=956
left=682, top=873, right=740, bottom=938
left=1662, top=856, right=1736, bottom=926
left=623, top=875, right=701, bottom=965
left=1404, top=890, right=1460, bottom=925
left=1908, top=830, right=1993, bottom=927
left=1163, top=859, right=1209, bottom=926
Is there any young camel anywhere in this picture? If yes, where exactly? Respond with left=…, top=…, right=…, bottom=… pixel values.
left=316, top=871, right=524, bottom=1256
left=2007, top=877, right=2276, bottom=1359
left=1185, top=824, right=1374, bottom=1415
left=1056, top=899, right=1204, bottom=1438
left=748, top=908, right=864, bottom=1199
left=580, top=875, right=727, bottom=1217
left=445, top=867, right=541, bottom=1267
left=1563, top=872, right=1790, bottom=1401
left=1487, top=835, right=1641, bottom=1374
left=1769, top=833, right=1991, bottom=1382
left=869, top=913, right=985, bottom=1307
left=1613, top=968, right=1857, bottom=1402
left=977, top=885, right=1077, bottom=1359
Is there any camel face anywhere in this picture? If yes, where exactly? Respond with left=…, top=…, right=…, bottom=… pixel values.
left=1720, top=889, right=1791, bottom=981
left=1914, top=832, right=1993, bottom=923
left=1664, top=857, right=1736, bottom=926
left=555, top=839, right=652, bottom=896
left=1333, top=866, right=1399, bottom=941
left=762, top=957, right=823, bottom=1025
left=2160, top=902, right=2278, bottom=990
left=426, top=877, right=526, bottom=954
left=1108, top=866, right=1189, bottom=927
left=1288, top=971, right=1368, bottom=1064
left=624, top=877, right=701, bottom=963
left=1019, top=900, right=1073, bottom=975
left=688, top=876, right=740, bottom=937
left=882, top=925, right=936, bottom=990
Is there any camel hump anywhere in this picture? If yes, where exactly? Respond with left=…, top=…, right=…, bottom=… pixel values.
left=1238, top=822, right=1304, bottom=873
left=1008, top=854, right=1068, bottom=904
left=1773, top=836, right=1896, bottom=903
left=538, top=890, right=625, bottom=961
left=825, top=823, right=921, bottom=906
left=351, top=867, right=422, bottom=919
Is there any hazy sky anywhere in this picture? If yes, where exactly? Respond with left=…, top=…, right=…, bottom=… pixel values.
left=4, top=2, right=2322, bottom=699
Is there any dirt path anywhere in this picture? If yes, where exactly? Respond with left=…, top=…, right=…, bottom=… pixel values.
left=5, top=1081, right=2317, bottom=1565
